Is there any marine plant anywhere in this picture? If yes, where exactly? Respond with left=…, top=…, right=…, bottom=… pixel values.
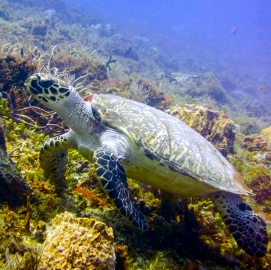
left=51, top=47, right=108, bottom=81
left=233, top=116, right=265, bottom=135
left=4, top=245, right=44, bottom=270
left=0, top=204, right=45, bottom=269
left=106, top=55, right=117, bottom=70
left=73, top=186, right=106, bottom=207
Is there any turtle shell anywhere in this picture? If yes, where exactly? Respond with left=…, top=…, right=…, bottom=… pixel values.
left=91, top=94, right=251, bottom=197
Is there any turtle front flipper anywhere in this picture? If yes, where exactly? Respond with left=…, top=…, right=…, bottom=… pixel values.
left=93, top=145, right=148, bottom=231
left=40, top=130, right=77, bottom=194
left=211, top=191, right=268, bottom=257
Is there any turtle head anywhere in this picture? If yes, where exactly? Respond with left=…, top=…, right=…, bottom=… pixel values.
left=24, top=73, right=71, bottom=108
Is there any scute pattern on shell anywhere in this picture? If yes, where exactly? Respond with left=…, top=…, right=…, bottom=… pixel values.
left=92, top=94, right=250, bottom=196
left=168, top=104, right=235, bottom=157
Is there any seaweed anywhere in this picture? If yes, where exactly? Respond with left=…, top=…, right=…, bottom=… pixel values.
left=106, top=55, right=117, bottom=71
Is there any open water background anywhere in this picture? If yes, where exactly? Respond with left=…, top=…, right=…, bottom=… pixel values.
left=64, top=0, right=271, bottom=102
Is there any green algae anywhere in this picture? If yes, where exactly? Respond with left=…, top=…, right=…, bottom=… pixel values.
left=231, top=140, right=270, bottom=184
left=0, top=98, right=10, bottom=117
left=233, top=116, right=264, bottom=135
left=0, top=204, right=44, bottom=269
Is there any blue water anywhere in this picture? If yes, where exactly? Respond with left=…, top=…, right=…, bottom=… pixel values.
left=64, top=0, right=271, bottom=110
left=64, top=0, right=271, bottom=56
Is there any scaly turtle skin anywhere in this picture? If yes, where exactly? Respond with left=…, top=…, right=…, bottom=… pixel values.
left=24, top=73, right=268, bottom=257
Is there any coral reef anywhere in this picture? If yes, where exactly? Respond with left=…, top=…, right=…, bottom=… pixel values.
left=261, top=126, right=271, bottom=150
left=0, top=0, right=270, bottom=268
left=242, top=135, right=268, bottom=153
left=168, top=104, right=235, bottom=156
left=233, top=116, right=264, bottom=135
left=0, top=117, right=31, bottom=207
left=39, top=211, right=115, bottom=269
left=0, top=53, right=268, bottom=270
left=0, top=201, right=47, bottom=269
left=234, top=127, right=271, bottom=208
left=170, top=72, right=229, bottom=103
left=240, top=127, right=271, bottom=168
left=0, top=54, right=36, bottom=93
left=104, top=76, right=166, bottom=108
left=125, top=78, right=165, bottom=107
left=32, top=24, right=47, bottom=36
left=52, top=49, right=108, bottom=82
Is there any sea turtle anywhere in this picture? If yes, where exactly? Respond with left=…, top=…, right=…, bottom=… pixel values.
left=24, top=73, right=268, bottom=257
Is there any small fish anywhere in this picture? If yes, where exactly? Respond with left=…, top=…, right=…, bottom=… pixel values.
left=259, top=87, right=268, bottom=91
left=189, top=99, right=197, bottom=103
left=231, top=27, right=237, bottom=35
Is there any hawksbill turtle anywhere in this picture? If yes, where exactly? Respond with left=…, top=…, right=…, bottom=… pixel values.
left=24, top=73, right=268, bottom=257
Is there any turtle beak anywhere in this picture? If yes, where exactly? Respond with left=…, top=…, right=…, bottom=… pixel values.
left=24, top=74, right=43, bottom=95
left=24, top=75, right=34, bottom=94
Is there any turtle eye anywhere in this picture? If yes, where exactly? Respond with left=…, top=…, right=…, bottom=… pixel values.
left=39, top=79, right=53, bottom=89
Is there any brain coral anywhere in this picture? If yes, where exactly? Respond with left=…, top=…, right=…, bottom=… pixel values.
left=39, top=211, right=115, bottom=269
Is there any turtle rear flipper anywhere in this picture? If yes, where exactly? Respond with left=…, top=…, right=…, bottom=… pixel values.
left=40, top=130, right=77, bottom=194
left=211, top=191, right=268, bottom=257
left=93, top=145, right=148, bottom=231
